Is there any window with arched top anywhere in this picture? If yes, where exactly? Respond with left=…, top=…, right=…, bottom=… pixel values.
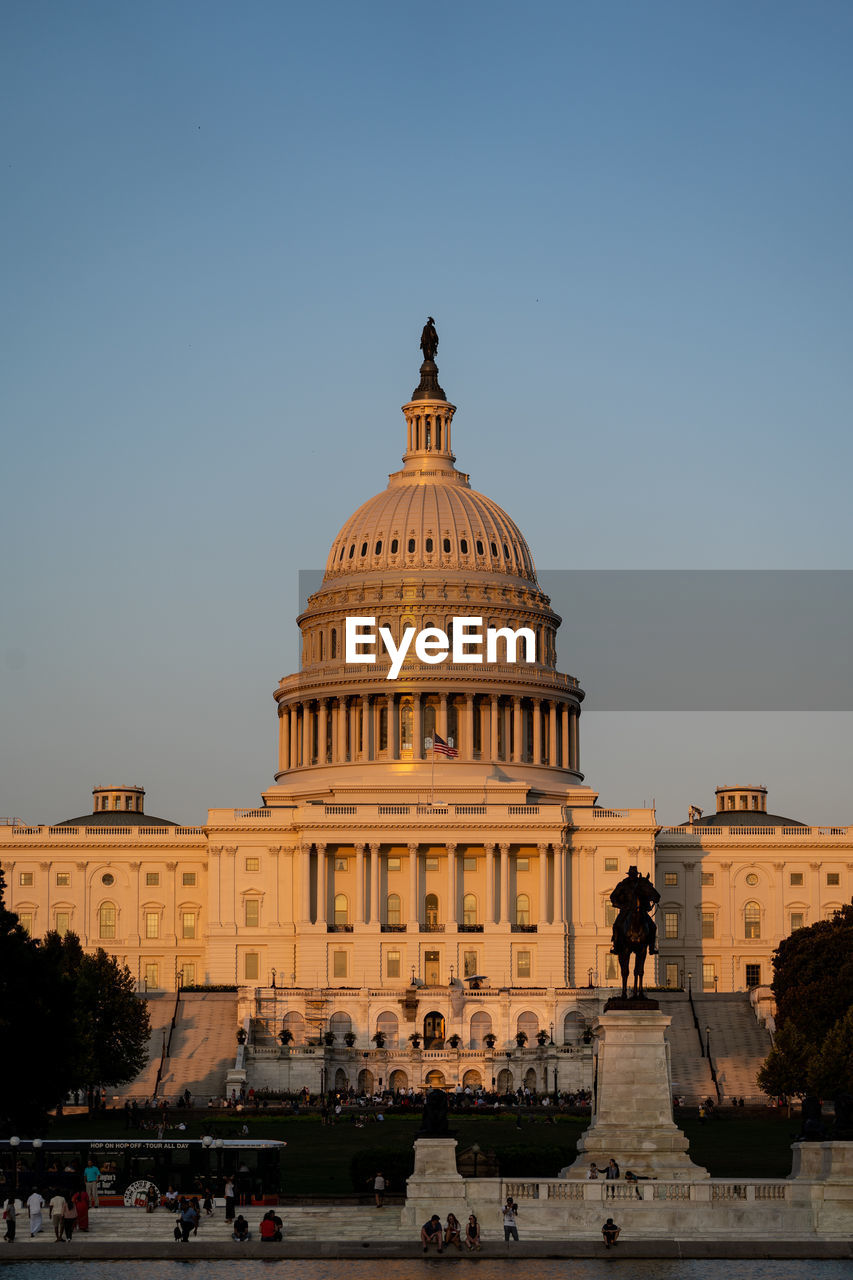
left=282, top=1011, right=305, bottom=1045
left=423, top=704, right=436, bottom=740
left=469, top=1010, right=492, bottom=1048
left=386, top=893, right=401, bottom=927
left=425, top=893, right=439, bottom=928
left=98, top=902, right=116, bottom=939
left=517, top=1010, right=539, bottom=1039
left=331, top=628, right=337, bottom=659
left=376, top=1010, right=398, bottom=1046
left=462, top=893, right=477, bottom=927
left=744, top=900, right=761, bottom=939
left=334, top=894, right=349, bottom=927
left=515, top=893, right=530, bottom=927
left=318, top=631, right=324, bottom=660
left=400, top=702, right=413, bottom=750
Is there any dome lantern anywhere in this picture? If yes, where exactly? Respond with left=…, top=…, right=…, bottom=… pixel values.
left=401, top=317, right=457, bottom=472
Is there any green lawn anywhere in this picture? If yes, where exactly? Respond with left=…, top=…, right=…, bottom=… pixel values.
left=47, top=1109, right=798, bottom=1195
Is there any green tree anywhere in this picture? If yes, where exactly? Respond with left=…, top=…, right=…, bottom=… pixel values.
left=807, top=1007, right=853, bottom=1099
left=756, top=1021, right=813, bottom=1099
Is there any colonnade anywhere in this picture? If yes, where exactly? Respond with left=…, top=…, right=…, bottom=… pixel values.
left=278, top=692, right=580, bottom=773
left=298, top=841, right=567, bottom=928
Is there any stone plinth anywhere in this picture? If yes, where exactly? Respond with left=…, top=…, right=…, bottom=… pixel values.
left=402, top=1138, right=466, bottom=1225
left=563, top=1008, right=708, bottom=1181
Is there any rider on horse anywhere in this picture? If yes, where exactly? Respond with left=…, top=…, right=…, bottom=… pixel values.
left=609, top=865, right=660, bottom=955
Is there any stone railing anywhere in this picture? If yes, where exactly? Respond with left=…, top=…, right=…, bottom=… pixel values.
left=659, top=825, right=852, bottom=839
left=5, top=825, right=206, bottom=838
left=500, top=1178, right=790, bottom=1203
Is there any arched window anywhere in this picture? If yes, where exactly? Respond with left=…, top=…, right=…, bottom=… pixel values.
left=462, top=893, right=477, bottom=927
left=744, top=900, right=761, bottom=939
left=469, top=1010, right=492, bottom=1049
left=282, top=1011, right=305, bottom=1045
left=562, top=1010, right=584, bottom=1044
left=376, top=1010, right=398, bottom=1046
left=379, top=704, right=388, bottom=751
left=447, top=700, right=458, bottom=746
left=515, top=893, right=530, bottom=927
left=98, top=902, right=116, bottom=939
left=386, top=893, right=401, bottom=927
left=331, top=628, right=337, bottom=659
left=390, top=538, right=399, bottom=555
left=334, top=893, right=349, bottom=927
left=329, top=1011, right=352, bottom=1038
left=517, top=1010, right=538, bottom=1040
left=423, top=704, right=436, bottom=740
left=318, top=631, right=324, bottom=660
left=400, top=702, right=413, bottom=750
left=425, top=893, right=439, bottom=928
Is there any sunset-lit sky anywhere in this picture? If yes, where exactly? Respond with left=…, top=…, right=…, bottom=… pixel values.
left=2, top=2, right=852, bottom=825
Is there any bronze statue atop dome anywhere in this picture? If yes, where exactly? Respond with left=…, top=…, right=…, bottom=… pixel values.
left=420, top=316, right=438, bottom=363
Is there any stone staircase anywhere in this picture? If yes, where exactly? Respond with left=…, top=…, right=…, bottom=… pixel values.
left=159, top=992, right=239, bottom=1101
left=656, top=992, right=715, bottom=1103
left=110, top=994, right=177, bottom=1100
left=692, top=994, right=772, bottom=1103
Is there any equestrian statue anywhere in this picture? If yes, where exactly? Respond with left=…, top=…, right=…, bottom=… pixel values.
left=609, top=865, right=660, bottom=1001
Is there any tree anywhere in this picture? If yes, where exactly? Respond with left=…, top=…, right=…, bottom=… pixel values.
left=808, top=1008, right=853, bottom=1099
left=756, top=1021, right=813, bottom=1099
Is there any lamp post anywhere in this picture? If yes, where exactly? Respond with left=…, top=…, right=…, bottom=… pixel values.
left=202, top=1134, right=213, bottom=1182
left=214, top=1138, right=224, bottom=1186
left=705, top=1025, right=711, bottom=1059
left=471, top=1142, right=481, bottom=1178
left=271, top=968, right=277, bottom=990
left=587, top=968, right=594, bottom=989
left=687, top=971, right=693, bottom=998
left=549, top=1021, right=554, bottom=1044
left=9, top=1136, right=19, bottom=1200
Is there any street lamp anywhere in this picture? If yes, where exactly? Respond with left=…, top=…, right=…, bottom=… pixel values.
left=271, top=968, right=277, bottom=989
left=687, top=971, right=693, bottom=998
left=471, top=1142, right=481, bottom=1177
left=9, top=1137, right=19, bottom=1199
left=587, top=968, right=594, bottom=988
left=705, top=1025, right=711, bottom=1059
left=549, top=1022, right=554, bottom=1044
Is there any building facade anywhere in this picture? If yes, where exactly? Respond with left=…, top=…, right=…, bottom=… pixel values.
left=2, top=335, right=851, bottom=1092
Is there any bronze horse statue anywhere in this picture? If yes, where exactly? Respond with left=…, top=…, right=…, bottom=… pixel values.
left=610, top=866, right=660, bottom=1001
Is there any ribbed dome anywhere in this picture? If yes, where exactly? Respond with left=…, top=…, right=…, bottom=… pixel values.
left=324, top=466, right=538, bottom=585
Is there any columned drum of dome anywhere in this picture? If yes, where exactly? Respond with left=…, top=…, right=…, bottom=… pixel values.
left=272, top=326, right=585, bottom=798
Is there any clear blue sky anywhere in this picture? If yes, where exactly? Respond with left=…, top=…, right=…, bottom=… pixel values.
left=2, top=1, right=852, bottom=825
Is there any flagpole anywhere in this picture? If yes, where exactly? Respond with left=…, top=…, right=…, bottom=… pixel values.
left=431, top=738, right=436, bottom=807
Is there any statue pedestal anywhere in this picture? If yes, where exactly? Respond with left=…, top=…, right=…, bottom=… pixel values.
left=402, top=1138, right=465, bottom=1225
left=563, top=1008, right=708, bottom=1181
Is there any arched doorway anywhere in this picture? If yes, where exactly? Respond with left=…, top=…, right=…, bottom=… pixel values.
left=389, top=1069, right=408, bottom=1092
left=334, top=1068, right=349, bottom=1092
left=423, top=1010, right=445, bottom=1048
left=524, top=1067, right=538, bottom=1092
left=497, top=1068, right=513, bottom=1093
left=462, top=1069, right=482, bottom=1089
left=358, top=1068, right=374, bottom=1095
left=425, top=1070, right=446, bottom=1089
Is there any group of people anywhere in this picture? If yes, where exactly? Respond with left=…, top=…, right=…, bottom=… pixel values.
left=420, top=1211, right=482, bottom=1252
left=3, top=1187, right=91, bottom=1243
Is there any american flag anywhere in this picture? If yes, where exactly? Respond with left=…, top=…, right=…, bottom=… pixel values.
left=433, top=733, right=458, bottom=758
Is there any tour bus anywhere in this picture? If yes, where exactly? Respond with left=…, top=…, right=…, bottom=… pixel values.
left=0, top=1137, right=286, bottom=1204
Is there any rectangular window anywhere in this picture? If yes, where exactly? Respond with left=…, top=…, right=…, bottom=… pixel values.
left=701, top=872, right=715, bottom=886
left=604, top=858, right=618, bottom=872
left=604, top=903, right=617, bottom=927
left=789, top=872, right=804, bottom=886
left=463, top=950, right=478, bottom=978
left=146, top=872, right=159, bottom=887
left=702, top=962, right=716, bottom=990
left=144, top=963, right=159, bottom=988
left=56, top=872, right=71, bottom=887
left=826, top=872, right=840, bottom=886
left=665, top=963, right=680, bottom=989
left=245, top=858, right=260, bottom=872
left=701, top=912, right=715, bottom=939
left=332, top=950, right=348, bottom=978
left=463, top=857, right=477, bottom=871
left=664, top=912, right=679, bottom=940
left=386, top=857, right=401, bottom=871
left=605, top=954, right=619, bottom=980
left=516, top=857, right=529, bottom=871
left=99, top=905, right=115, bottom=938
left=664, top=872, right=678, bottom=886
left=182, top=913, right=196, bottom=939
left=790, top=911, right=804, bottom=932
left=335, top=858, right=349, bottom=871
left=19, top=872, right=33, bottom=886
left=182, top=872, right=196, bottom=886
left=745, top=964, right=761, bottom=988
left=181, top=963, right=195, bottom=986
left=55, top=911, right=70, bottom=935
left=740, top=796, right=748, bottom=809
left=517, top=950, right=531, bottom=978
left=386, top=949, right=401, bottom=978
left=145, top=912, right=160, bottom=939
left=425, top=858, right=439, bottom=871
left=17, top=911, right=33, bottom=934
left=244, top=900, right=259, bottom=928
left=244, top=952, right=259, bottom=981
left=125, top=796, right=133, bottom=809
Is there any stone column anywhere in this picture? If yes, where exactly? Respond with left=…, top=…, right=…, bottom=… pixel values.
left=278, top=707, right=289, bottom=771
left=571, top=708, right=580, bottom=771
left=532, top=698, right=542, bottom=765
left=464, top=694, right=474, bottom=761
left=490, top=695, right=499, bottom=761
left=268, top=847, right=281, bottom=927
left=316, top=843, right=327, bottom=926
left=413, top=694, right=423, bottom=760
left=317, top=700, right=328, bottom=765
left=355, top=844, right=366, bottom=925
left=548, top=701, right=557, bottom=766
left=361, top=695, right=371, bottom=760
left=349, top=701, right=359, bottom=760
left=539, top=842, right=550, bottom=925
left=290, top=708, right=299, bottom=769
left=369, top=843, right=381, bottom=924
left=302, top=702, right=312, bottom=767
left=485, top=844, right=495, bottom=925
left=554, top=844, right=566, bottom=924
left=300, top=843, right=312, bottom=924
left=407, top=843, right=419, bottom=931
left=561, top=704, right=570, bottom=770
left=446, top=844, right=457, bottom=926
left=499, top=843, right=510, bottom=925
left=513, top=697, right=523, bottom=762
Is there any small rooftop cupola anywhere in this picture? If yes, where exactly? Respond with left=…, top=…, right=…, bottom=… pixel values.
left=715, top=784, right=767, bottom=814
left=401, top=317, right=457, bottom=473
left=93, top=784, right=145, bottom=814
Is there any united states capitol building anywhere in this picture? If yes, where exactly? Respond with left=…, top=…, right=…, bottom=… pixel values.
left=2, top=330, right=851, bottom=1099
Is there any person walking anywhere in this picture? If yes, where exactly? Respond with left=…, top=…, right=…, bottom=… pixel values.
left=83, top=1160, right=100, bottom=1207
left=26, top=1190, right=45, bottom=1237
left=372, top=1172, right=385, bottom=1207
left=2, top=1196, right=16, bottom=1243
left=72, top=1189, right=89, bottom=1232
left=62, top=1195, right=78, bottom=1241
left=224, top=1176, right=236, bottom=1221
left=50, top=1190, right=66, bottom=1241
left=502, top=1198, right=519, bottom=1242
left=602, top=1217, right=621, bottom=1247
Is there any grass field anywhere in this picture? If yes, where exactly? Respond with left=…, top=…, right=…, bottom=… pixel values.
left=48, top=1109, right=799, bottom=1194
